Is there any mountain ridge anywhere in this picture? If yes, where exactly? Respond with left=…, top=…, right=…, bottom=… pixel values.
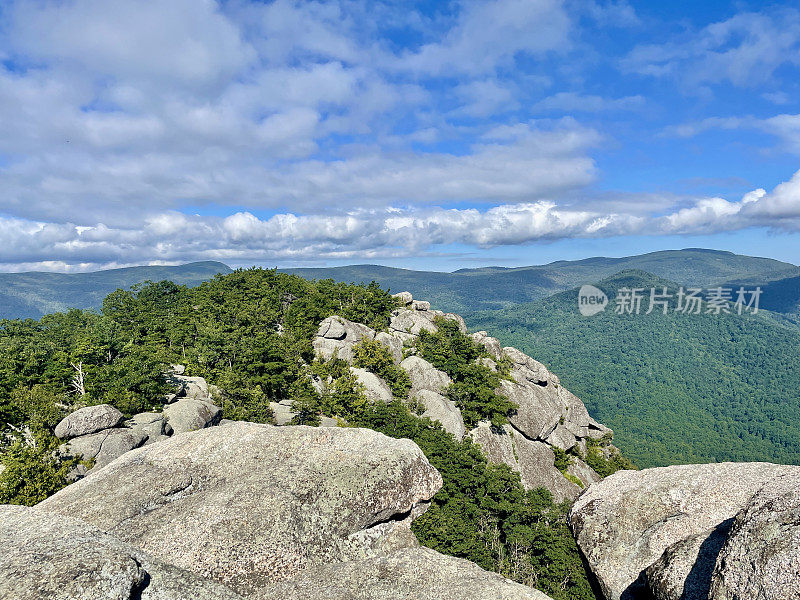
left=0, top=261, right=232, bottom=320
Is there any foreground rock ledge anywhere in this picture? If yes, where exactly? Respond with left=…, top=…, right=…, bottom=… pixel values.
left=569, top=462, right=799, bottom=600
left=709, top=471, right=800, bottom=600
left=258, top=546, right=554, bottom=600
left=0, top=505, right=245, bottom=600
left=38, top=422, right=443, bottom=596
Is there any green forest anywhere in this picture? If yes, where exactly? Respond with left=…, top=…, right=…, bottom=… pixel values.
left=0, top=268, right=609, bottom=600
left=470, top=270, right=800, bottom=468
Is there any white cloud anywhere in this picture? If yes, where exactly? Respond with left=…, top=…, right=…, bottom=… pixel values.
left=7, top=0, right=254, bottom=91
left=452, top=79, right=518, bottom=117
left=622, top=8, right=800, bottom=89
left=664, top=113, right=800, bottom=155
left=3, top=169, right=798, bottom=271
left=397, top=0, right=571, bottom=75
left=0, top=0, right=798, bottom=271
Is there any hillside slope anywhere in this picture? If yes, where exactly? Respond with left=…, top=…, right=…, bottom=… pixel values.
left=0, top=261, right=232, bottom=320
left=468, top=270, right=800, bottom=468
left=281, top=249, right=800, bottom=313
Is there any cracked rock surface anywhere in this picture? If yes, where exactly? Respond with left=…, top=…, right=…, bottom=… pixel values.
left=0, top=505, right=244, bottom=600
left=37, top=421, right=443, bottom=597
left=570, top=462, right=799, bottom=600
left=709, top=471, right=800, bottom=600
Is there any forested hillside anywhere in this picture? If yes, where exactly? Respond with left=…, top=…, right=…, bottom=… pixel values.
left=0, top=261, right=231, bottom=320
left=469, top=270, right=800, bottom=468
left=0, top=269, right=602, bottom=600
left=281, top=249, right=800, bottom=313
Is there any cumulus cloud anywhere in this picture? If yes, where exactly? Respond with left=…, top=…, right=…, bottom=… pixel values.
left=0, top=0, right=798, bottom=271
left=2, top=169, right=798, bottom=271
left=397, top=0, right=571, bottom=75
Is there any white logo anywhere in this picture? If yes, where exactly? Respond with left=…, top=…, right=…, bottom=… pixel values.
left=578, top=285, right=608, bottom=316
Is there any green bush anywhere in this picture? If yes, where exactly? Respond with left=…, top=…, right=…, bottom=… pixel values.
left=552, top=446, right=575, bottom=473
left=416, top=317, right=517, bottom=428
left=353, top=338, right=411, bottom=399
left=0, top=430, right=78, bottom=506
left=216, top=371, right=275, bottom=424
left=580, top=433, right=636, bottom=478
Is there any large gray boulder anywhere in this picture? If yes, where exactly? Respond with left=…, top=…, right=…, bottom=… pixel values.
left=443, top=312, right=468, bottom=333
left=128, top=412, right=166, bottom=445
left=0, top=505, right=244, bottom=600
left=415, top=389, right=466, bottom=439
left=257, top=546, right=554, bottom=600
left=269, top=399, right=298, bottom=425
left=470, top=331, right=503, bottom=358
left=503, top=346, right=559, bottom=386
left=60, top=427, right=147, bottom=470
left=501, top=379, right=563, bottom=442
left=469, top=422, right=580, bottom=502
left=375, top=331, right=404, bottom=364
left=163, top=398, right=222, bottom=435
left=709, top=471, right=800, bottom=600
left=389, top=308, right=437, bottom=341
left=392, top=291, right=413, bottom=306
left=401, top=355, right=451, bottom=394
left=38, top=422, right=443, bottom=597
left=351, top=367, right=394, bottom=403
left=164, top=373, right=211, bottom=400
left=570, top=462, right=798, bottom=600
left=313, top=316, right=376, bottom=362
left=646, top=521, right=733, bottom=600
left=54, top=404, right=124, bottom=439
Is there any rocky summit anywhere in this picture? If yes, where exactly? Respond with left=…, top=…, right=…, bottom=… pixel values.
left=305, top=291, right=617, bottom=502
left=3, top=421, right=554, bottom=600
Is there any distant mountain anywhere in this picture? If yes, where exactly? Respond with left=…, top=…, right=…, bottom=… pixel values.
left=282, top=249, right=800, bottom=313
left=468, top=270, right=800, bottom=469
left=0, top=261, right=232, bottom=320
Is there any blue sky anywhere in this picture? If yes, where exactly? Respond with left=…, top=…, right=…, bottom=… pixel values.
left=0, top=0, right=798, bottom=272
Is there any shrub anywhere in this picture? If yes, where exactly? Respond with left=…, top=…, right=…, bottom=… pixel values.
left=416, top=318, right=517, bottom=428
left=353, top=339, right=411, bottom=399
left=582, top=433, right=636, bottom=477
left=0, top=430, right=79, bottom=506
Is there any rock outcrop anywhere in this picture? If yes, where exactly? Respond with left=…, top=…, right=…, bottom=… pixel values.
left=470, top=422, right=582, bottom=502
left=128, top=411, right=168, bottom=445
left=38, top=422, right=443, bottom=597
left=401, top=355, right=452, bottom=394
left=162, top=397, right=222, bottom=434
left=62, top=427, right=147, bottom=472
left=306, top=292, right=616, bottom=502
left=466, top=334, right=612, bottom=500
left=54, top=403, right=124, bottom=439
left=258, top=546, right=554, bottom=600
left=415, top=389, right=466, bottom=439
left=19, top=419, right=555, bottom=599
left=0, top=505, right=245, bottom=600
left=646, top=521, right=733, bottom=600
left=709, top=471, right=800, bottom=600
left=313, top=315, right=376, bottom=362
left=351, top=366, right=394, bottom=403
left=570, top=462, right=799, bottom=600
left=55, top=369, right=222, bottom=478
